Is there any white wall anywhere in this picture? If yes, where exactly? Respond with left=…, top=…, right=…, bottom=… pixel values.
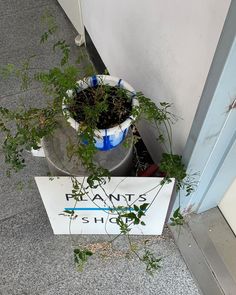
left=81, top=0, right=230, bottom=161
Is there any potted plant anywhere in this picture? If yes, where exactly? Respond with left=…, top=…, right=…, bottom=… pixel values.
left=0, top=12, right=195, bottom=275
left=62, top=75, right=139, bottom=151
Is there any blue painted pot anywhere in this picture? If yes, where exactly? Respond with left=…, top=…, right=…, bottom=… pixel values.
left=63, top=75, right=139, bottom=151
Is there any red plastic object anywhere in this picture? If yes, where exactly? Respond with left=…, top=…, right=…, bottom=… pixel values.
left=138, top=164, right=159, bottom=177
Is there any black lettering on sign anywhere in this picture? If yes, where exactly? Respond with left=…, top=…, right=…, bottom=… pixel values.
left=94, top=217, right=104, bottom=223
left=125, top=218, right=132, bottom=223
left=92, top=194, right=104, bottom=202
left=139, top=194, right=147, bottom=202
left=79, top=195, right=89, bottom=201
left=125, top=193, right=135, bottom=202
left=109, top=217, right=117, bottom=224
left=109, top=194, right=120, bottom=201
left=82, top=217, right=89, bottom=223
left=65, top=193, right=73, bottom=201
left=65, top=193, right=88, bottom=201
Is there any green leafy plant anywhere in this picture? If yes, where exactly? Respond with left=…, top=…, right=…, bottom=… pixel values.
left=121, top=203, right=149, bottom=226
left=170, top=207, right=184, bottom=226
left=0, top=11, right=196, bottom=275
left=142, top=249, right=161, bottom=275
left=74, top=248, right=93, bottom=271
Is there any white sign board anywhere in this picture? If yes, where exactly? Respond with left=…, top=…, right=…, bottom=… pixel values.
left=35, top=177, right=174, bottom=235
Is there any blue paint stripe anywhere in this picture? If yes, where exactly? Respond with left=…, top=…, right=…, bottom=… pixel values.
left=103, top=130, right=112, bottom=150
left=122, top=129, right=127, bottom=141
left=91, top=75, right=98, bottom=87
left=64, top=207, right=134, bottom=211
left=118, top=79, right=122, bottom=87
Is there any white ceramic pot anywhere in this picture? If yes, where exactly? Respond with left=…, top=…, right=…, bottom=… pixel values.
left=62, top=75, right=139, bottom=151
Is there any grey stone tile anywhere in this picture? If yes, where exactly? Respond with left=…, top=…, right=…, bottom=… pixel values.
left=0, top=205, right=79, bottom=294
left=0, top=212, right=200, bottom=295
left=0, top=39, right=90, bottom=96
left=0, top=153, right=49, bottom=221
left=33, top=229, right=200, bottom=295
left=0, top=0, right=91, bottom=98
left=0, top=0, right=50, bottom=18
left=0, top=51, right=52, bottom=99
left=0, top=4, right=77, bottom=56
left=0, top=91, right=51, bottom=220
left=0, top=90, right=49, bottom=221
left=0, top=86, right=50, bottom=109
left=0, top=45, right=89, bottom=99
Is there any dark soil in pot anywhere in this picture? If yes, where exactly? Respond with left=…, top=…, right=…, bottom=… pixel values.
left=68, top=85, right=132, bottom=129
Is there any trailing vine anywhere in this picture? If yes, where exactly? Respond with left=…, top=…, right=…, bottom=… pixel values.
left=0, top=11, right=196, bottom=275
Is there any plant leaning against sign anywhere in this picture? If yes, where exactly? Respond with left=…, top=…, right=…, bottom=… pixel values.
left=0, top=11, right=196, bottom=275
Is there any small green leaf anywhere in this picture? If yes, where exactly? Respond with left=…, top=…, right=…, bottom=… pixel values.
left=133, top=204, right=139, bottom=211
left=173, top=207, right=180, bottom=218
left=140, top=203, right=149, bottom=211
left=138, top=211, right=145, bottom=219
left=74, top=248, right=93, bottom=272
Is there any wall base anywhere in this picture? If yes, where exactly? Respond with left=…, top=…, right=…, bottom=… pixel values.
left=85, top=27, right=106, bottom=74
left=170, top=207, right=236, bottom=295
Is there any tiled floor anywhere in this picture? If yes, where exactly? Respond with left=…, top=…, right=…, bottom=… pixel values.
left=0, top=1, right=201, bottom=294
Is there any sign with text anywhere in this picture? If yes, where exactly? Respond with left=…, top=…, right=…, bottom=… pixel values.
left=35, top=177, right=174, bottom=235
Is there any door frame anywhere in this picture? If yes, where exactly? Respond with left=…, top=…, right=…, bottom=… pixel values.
left=177, top=0, right=236, bottom=214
